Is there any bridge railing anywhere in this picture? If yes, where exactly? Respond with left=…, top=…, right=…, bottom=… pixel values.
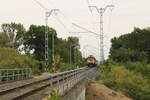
left=0, top=68, right=32, bottom=84
left=0, top=67, right=97, bottom=93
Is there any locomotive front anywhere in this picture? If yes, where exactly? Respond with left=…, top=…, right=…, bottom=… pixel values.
left=87, top=55, right=97, bottom=67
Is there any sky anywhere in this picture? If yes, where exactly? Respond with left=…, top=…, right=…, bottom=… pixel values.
left=0, top=0, right=150, bottom=61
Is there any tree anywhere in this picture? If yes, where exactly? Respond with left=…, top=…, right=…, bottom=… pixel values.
left=55, top=38, right=69, bottom=63
left=24, top=25, right=57, bottom=63
left=23, top=24, right=83, bottom=66
left=0, top=48, right=39, bottom=69
left=0, top=32, right=11, bottom=47
left=1, top=23, right=26, bottom=50
left=109, top=27, right=150, bottom=62
left=55, top=36, right=82, bottom=64
left=67, top=37, right=80, bottom=63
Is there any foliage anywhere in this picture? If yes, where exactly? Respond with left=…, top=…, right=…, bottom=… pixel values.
left=24, top=25, right=54, bottom=62
left=103, top=59, right=119, bottom=67
left=58, top=63, right=77, bottom=72
left=52, top=55, right=61, bottom=68
left=110, top=27, right=150, bottom=62
left=102, top=27, right=150, bottom=100
left=0, top=22, right=84, bottom=74
left=24, top=25, right=82, bottom=65
left=76, top=57, right=86, bottom=67
left=110, top=48, right=148, bottom=62
left=47, top=89, right=62, bottom=100
left=47, top=63, right=77, bottom=73
left=55, top=36, right=81, bottom=64
left=0, top=48, right=43, bottom=75
left=96, top=61, right=150, bottom=100
left=0, top=32, right=11, bottom=47
left=124, top=62, right=150, bottom=78
left=1, top=23, right=26, bottom=50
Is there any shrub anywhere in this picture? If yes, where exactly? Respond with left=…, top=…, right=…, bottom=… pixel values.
left=103, top=59, right=119, bottom=66
left=46, top=63, right=77, bottom=73
left=0, top=48, right=42, bottom=75
left=58, top=63, right=77, bottom=72
left=47, top=89, right=62, bottom=100
left=124, top=62, right=150, bottom=78
left=97, top=65, right=150, bottom=100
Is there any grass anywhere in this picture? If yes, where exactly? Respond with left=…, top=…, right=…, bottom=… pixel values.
left=96, top=61, right=150, bottom=100
left=46, top=88, right=62, bottom=100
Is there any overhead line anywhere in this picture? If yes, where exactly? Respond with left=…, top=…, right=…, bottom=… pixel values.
left=32, top=0, right=48, bottom=10
left=58, top=11, right=80, bottom=32
left=72, top=23, right=99, bottom=36
left=52, top=15, right=71, bottom=33
left=59, top=11, right=73, bottom=25
left=86, top=0, right=92, bottom=13
left=56, top=10, right=98, bottom=36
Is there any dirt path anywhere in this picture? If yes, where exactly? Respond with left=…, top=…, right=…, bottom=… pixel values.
left=86, top=83, right=132, bottom=100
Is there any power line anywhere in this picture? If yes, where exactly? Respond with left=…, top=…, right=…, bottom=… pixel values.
left=55, top=11, right=99, bottom=39
left=107, top=10, right=113, bottom=37
left=72, top=23, right=99, bottom=36
left=52, top=15, right=71, bottom=33
left=54, top=11, right=95, bottom=36
left=107, top=0, right=114, bottom=35
left=58, top=11, right=80, bottom=33
left=59, top=11, right=73, bottom=25
left=32, top=0, right=59, bottom=67
left=32, top=0, right=48, bottom=10
left=86, top=0, right=92, bottom=13
left=47, top=10, right=76, bottom=35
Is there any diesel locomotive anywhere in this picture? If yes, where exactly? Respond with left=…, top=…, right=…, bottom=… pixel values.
left=86, top=55, right=97, bottom=67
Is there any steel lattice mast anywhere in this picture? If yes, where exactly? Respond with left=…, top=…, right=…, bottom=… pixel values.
left=89, top=5, right=114, bottom=63
left=99, top=8, right=105, bottom=63
left=45, top=9, right=59, bottom=67
left=33, top=0, right=59, bottom=67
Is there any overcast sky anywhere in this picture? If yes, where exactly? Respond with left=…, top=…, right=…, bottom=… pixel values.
left=0, top=0, right=150, bottom=60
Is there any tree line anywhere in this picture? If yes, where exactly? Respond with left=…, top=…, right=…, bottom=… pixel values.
left=0, top=22, right=83, bottom=72
left=109, top=27, right=150, bottom=63
left=96, top=27, right=150, bottom=100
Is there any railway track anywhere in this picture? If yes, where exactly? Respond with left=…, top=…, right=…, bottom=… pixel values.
left=0, top=67, right=97, bottom=100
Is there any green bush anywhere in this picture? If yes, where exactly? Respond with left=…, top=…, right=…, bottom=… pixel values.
left=0, top=48, right=43, bottom=75
left=47, top=89, right=62, bottom=100
left=97, top=64, right=150, bottom=100
left=46, top=63, right=77, bottom=73
left=58, top=63, right=77, bottom=72
left=103, top=59, right=120, bottom=66
left=124, top=62, right=150, bottom=78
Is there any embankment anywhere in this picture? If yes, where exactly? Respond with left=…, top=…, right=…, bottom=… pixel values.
left=86, top=83, right=132, bottom=100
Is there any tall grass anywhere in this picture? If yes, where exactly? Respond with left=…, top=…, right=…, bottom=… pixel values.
left=46, top=89, right=62, bottom=100
left=0, top=48, right=44, bottom=75
left=96, top=61, right=150, bottom=100
left=124, top=62, right=150, bottom=78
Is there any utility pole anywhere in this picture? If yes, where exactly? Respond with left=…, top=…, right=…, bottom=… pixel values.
left=52, top=30, right=55, bottom=62
left=70, top=45, right=75, bottom=64
left=45, top=9, right=59, bottom=67
left=70, top=45, right=72, bottom=64
left=70, top=45, right=79, bottom=64
left=89, top=5, right=114, bottom=63
left=33, top=0, right=60, bottom=67
left=74, top=46, right=80, bottom=64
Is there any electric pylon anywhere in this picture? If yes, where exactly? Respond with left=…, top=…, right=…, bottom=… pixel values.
left=89, top=5, right=114, bottom=63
